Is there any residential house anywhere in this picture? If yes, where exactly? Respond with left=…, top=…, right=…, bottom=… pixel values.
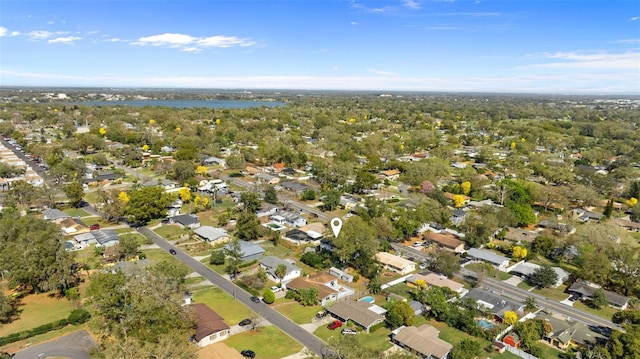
left=567, top=280, right=630, bottom=310
left=503, top=227, right=539, bottom=244
left=407, top=273, right=465, bottom=295
left=611, top=218, right=640, bottom=232
left=256, top=172, right=280, bottom=185
left=328, top=267, right=354, bottom=283
left=259, top=256, right=302, bottom=283
left=280, top=181, right=309, bottom=195
left=391, top=324, right=453, bottom=359
left=223, top=241, right=265, bottom=262
left=191, top=303, right=231, bottom=348
left=58, top=217, right=90, bottom=236
left=83, top=171, right=120, bottom=186
left=75, top=229, right=119, bottom=248
left=326, top=300, right=386, bottom=333
left=378, top=169, right=400, bottom=181
left=464, top=288, right=524, bottom=323
left=423, top=232, right=465, bottom=253
left=283, top=228, right=323, bottom=244
left=169, top=214, right=201, bottom=229
left=201, top=156, right=226, bottom=167
left=194, top=226, right=230, bottom=246
left=466, top=248, right=510, bottom=271
left=509, top=262, right=569, bottom=288
left=540, top=313, right=606, bottom=350
left=285, top=271, right=354, bottom=305
left=270, top=212, right=307, bottom=228
left=375, top=252, right=416, bottom=275
left=256, top=203, right=279, bottom=218
left=537, top=220, right=575, bottom=235
left=451, top=209, right=467, bottom=226
left=571, top=208, right=603, bottom=222
left=42, top=208, right=70, bottom=221
left=270, top=162, right=286, bottom=174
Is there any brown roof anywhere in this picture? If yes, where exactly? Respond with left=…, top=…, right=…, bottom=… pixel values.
left=423, top=232, right=464, bottom=249
left=393, top=324, right=453, bottom=359
left=286, top=275, right=339, bottom=300
left=380, top=169, right=401, bottom=177
left=191, top=303, right=230, bottom=342
left=198, top=342, right=244, bottom=359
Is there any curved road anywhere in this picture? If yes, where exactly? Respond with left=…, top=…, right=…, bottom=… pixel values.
left=13, top=330, right=95, bottom=359
left=138, top=227, right=328, bottom=357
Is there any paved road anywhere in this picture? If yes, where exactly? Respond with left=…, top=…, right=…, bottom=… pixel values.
left=138, top=227, right=329, bottom=357
left=216, top=173, right=330, bottom=222
left=13, top=330, right=95, bottom=359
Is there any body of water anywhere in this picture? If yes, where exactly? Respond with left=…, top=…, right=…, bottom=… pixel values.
left=75, top=99, right=286, bottom=109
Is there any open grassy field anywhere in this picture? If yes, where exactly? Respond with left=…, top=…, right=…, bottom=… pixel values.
left=224, top=325, right=303, bottom=359
left=154, top=224, right=187, bottom=240
left=63, top=208, right=92, bottom=217
left=273, top=301, right=321, bottom=324
left=313, top=322, right=393, bottom=353
left=0, top=293, right=76, bottom=337
left=190, top=286, right=253, bottom=324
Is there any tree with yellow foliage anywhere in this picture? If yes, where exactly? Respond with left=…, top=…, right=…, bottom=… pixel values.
left=196, top=166, right=208, bottom=176
left=215, top=118, right=221, bottom=125
left=512, top=246, right=528, bottom=261
left=510, top=141, right=516, bottom=150
left=461, top=181, right=471, bottom=195
left=503, top=311, right=518, bottom=325
left=99, top=127, right=106, bottom=136
left=142, top=144, right=150, bottom=151
left=453, top=194, right=465, bottom=208
left=201, top=197, right=209, bottom=209
left=193, top=196, right=201, bottom=207
left=414, top=279, right=427, bottom=289
left=148, top=119, right=155, bottom=124
left=178, top=187, right=191, bottom=202
left=175, top=127, right=181, bottom=132
left=626, top=197, right=638, bottom=207
left=118, top=191, right=130, bottom=203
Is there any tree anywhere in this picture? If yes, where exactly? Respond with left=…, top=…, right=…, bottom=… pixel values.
left=461, top=181, right=471, bottom=195
left=504, top=310, right=518, bottom=325
left=604, top=198, right=614, bottom=218
left=451, top=338, right=482, bottom=359
left=429, top=250, right=461, bottom=278
left=63, top=181, right=84, bottom=208
left=209, top=250, right=225, bottom=265
left=275, top=264, right=287, bottom=284
left=118, top=234, right=140, bottom=260
left=300, top=189, right=317, bottom=201
left=86, top=269, right=196, bottom=359
left=124, top=186, right=173, bottom=225
left=178, top=187, right=192, bottom=202
left=527, top=265, right=559, bottom=288
left=0, top=290, right=17, bottom=323
left=0, top=217, right=79, bottom=293
left=264, top=186, right=278, bottom=204
left=420, top=180, right=435, bottom=194
left=297, top=287, right=319, bottom=306
left=263, top=288, right=275, bottom=304
left=524, top=297, right=538, bottom=312
left=224, top=240, right=243, bottom=279
left=240, top=191, right=261, bottom=213
left=386, top=300, right=415, bottom=328
left=512, top=246, right=528, bottom=261
left=531, top=235, right=557, bottom=257
left=591, top=288, right=608, bottom=309
left=353, top=171, right=379, bottom=194
left=236, top=211, right=261, bottom=241
left=321, top=189, right=341, bottom=211
left=452, top=194, right=465, bottom=208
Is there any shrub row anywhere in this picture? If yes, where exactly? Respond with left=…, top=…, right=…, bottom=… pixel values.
left=0, top=309, right=91, bottom=347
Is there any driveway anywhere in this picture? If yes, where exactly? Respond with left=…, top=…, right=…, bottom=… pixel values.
left=13, top=330, right=95, bottom=359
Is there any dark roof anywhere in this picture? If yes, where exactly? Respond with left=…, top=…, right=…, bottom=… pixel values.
left=93, top=229, right=120, bottom=245
left=280, top=181, right=309, bottom=192
left=285, top=229, right=317, bottom=242
left=191, top=303, right=230, bottom=342
left=568, top=281, right=629, bottom=307
left=224, top=241, right=264, bottom=259
left=42, top=208, right=70, bottom=221
left=465, top=288, right=523, bottom=318
left=327, top=300, right=386, bottom=329
left=170, top=214, right=200, bottom=226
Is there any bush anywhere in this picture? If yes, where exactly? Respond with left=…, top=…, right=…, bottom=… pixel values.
left=263, top=289, right=275, bottom=304
left=285, top=290, right=298, bottom=300
left=68, top=308, right=91, bottom=325
left=210, top=250, right=225, bottom=265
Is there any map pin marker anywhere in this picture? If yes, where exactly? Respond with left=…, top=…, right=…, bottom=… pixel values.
left=330, top=218, right=343, bottom=238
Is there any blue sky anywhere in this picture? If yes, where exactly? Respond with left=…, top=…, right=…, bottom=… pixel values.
left=1, top=0, right=639, bottom=94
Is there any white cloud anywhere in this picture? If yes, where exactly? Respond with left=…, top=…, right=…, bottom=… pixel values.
left=48, top=36, right=81, bottom=44
left=631, top=16, right=639, bottom=21
left=534, top=51, right=640, bottom=70
left=0, top=27, right=7, bottom=37
left=615, top=39, right=640, bottom=44
left=1, top=70, right=637, bottom=94
left=403, top=0, right=421, bottom=10
left=103, top=38, right=122, bottom=42
left=368, top=68, right=398, bottom=76
left=10, top=31, right=20, bottom=36
left=351, top=21, right=359, bottom=25
left=28, top=30, right=53, bottom=40
left=132, top=32, right=255, bottom=51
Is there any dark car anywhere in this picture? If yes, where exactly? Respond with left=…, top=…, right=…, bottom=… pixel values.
left=241, top=349, right=256, bottom=358
left=239, top=318, right=252, bottom=326
left=327, top=320, right=343, bottom=330
left=169, top=249, right=177, bottom=255
left=90, top=223, right=100, bottom=230
left=250, top=296, right=261, bottom=303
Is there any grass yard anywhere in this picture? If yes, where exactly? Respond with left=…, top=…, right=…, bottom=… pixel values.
left=224, top=325, right=303, bottom=359
left=201, top=257, right=226, bottom=274
left=142, top=248, right=177, bottom=264
left=0, top=293, right=76, bottom=337
left=274, top=301, right=321, bottom=324
left=532, top=284, right=570, bottom=301
left=0, top=325, right=89, bottom=354
left=154, top=225, right=187, bottom=240
left=313, top=323, right=393, bottom=353
left=191, top=286, right=253, bottom=324
left=572, top=301, right=617, bottom=321
left=63, top=208, right=92, bottom=217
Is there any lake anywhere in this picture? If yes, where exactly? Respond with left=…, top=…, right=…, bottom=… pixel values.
left=75, top=99, right=286, bottom=109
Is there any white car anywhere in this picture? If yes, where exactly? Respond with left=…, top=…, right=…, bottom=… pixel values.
left=341, top=328, right=357, bottom=335
left=271, top=286, right=282, bottom=293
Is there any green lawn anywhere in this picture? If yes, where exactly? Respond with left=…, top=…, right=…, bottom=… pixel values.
left=63, top=208, right=92, bottom=217
left=274, top=301, right=322, bottom=324
left=224, top=325, right=303, bottom=359
left=572, top=301, right=617, bottom=321
left=532, top=284, right=570, bottom=301
left=0, top=293, right=76, bottom=336
left=313, top=323, right=393, bottom=353
left=191, top=286, right=253, bottom=324
left=153, top=225, right=186, bottom=240
left=142, top=248, right=177, bottom=263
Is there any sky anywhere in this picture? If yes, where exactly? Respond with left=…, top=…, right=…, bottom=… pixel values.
left=0, top=0, right=639, bottom=94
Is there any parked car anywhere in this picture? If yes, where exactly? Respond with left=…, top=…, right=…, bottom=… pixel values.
left=250, top=296, right=261, bottom=303
left=239, top=318, right=252, bottom=326
left=169, top=249, right=177, bottom=255
left=327, top=320, right=343, bottom=330
left=90, top=224, right=100, bottom=230
left=240, top=350, right=256, bottom=358
left=341, top=328, right=357, bottom=335
left=270, top=285, right=282, bottom=293
left=316, top=310, right=328, bottom=319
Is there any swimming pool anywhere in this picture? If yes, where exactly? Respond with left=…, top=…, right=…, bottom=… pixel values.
left=359, top=296, right=375, bottom=304
left=477, top=319, right=496, bottom=330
